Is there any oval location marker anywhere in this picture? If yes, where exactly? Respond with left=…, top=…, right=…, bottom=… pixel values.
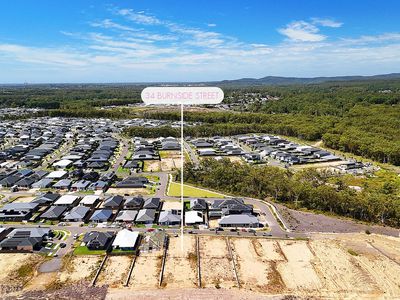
left=141, top=86, right=224, bottom=105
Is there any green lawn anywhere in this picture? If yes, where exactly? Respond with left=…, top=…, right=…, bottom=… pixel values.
left=73, top=246, right=106, bottom=255
left=168, top=182, right=226, bottom=198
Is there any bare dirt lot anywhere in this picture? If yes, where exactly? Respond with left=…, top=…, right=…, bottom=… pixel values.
left=163, top=236, right=197, bottom=288
left=97, top=256, right=132, bottom=288
left=128, top=251, right=162, bottom=289
left=59, top=255, right=102, bottom=283
left=0, top=253, right=44, bottom=296
left=2, top=233, right=400, bottom=299
left=107, top=187, right=152, bottom=195
left=199, top=236, right=237, bottom=289
left=276, top=202, right=399, bottom=236
left=144, top=161, right=161, bottom=172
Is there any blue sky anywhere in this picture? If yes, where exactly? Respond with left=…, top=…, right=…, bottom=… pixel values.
left=0, top=0, right=400, bottom=83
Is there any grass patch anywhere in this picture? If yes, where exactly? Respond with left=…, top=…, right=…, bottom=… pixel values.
left=168, top=182, right=226, bottom=198
left=347, top=249, right=359, bottom=256
left=73, top=246, right=106, bottom=255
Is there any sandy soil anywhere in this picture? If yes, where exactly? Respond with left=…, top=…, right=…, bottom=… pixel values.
left=0, top=254, right=44, bottom=296
left=163, top=236, right=197, bottom=288
left=11, top=196, right=35, bottom=203
left=106, top=287, right=289, bottom=300
left=0, top=254, right=35, bottom=283
left=160, top=158, right=180, bottom=171
left=276, top=202, right=400, bottom=236
left=199, top=236, right=236, bottom=289
left=161, top=201, right=182, bottom=210
left=98, top=256, right=132, bottom=288
left=107, top=188, right=152, bottom=195
left=230, top=238, right=270, bottom=292
left=144, top=161, right=161, bottom=172
left=277, top=240, right=321, bottom=292
left=59, top=256, right=102, bottom=283
left=309, top=233, right=400, bottom=298
left=128, top=251, right=162, bottom=289
left=4, top=233, right=400, bottom=299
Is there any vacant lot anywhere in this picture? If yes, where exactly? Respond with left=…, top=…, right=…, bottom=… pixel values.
left=277, top=240, right=321, bottom=291
left=128, top=251, right=162, bottom=289
left=97, top=256, right=132, bottom=288
left=230, top=238, right=271, bottom=292
left=0, top=253, right=43, bottom=295
left=199, top=236, right=236, bottom=289
left=144, top=161, right=161, bottom=172
left=107, top=187, right=153, bottom=196
left=59, top=255, right=102, bottom=283
left=2, top=233, right=400, bottom=299
left=163, top=236, right=197, bottom=288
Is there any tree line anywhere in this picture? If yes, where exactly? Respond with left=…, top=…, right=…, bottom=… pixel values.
left=183, top=159, right=400, bottom=227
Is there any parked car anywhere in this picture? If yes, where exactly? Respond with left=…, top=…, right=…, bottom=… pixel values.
left=60, top=243, right=66, bottom=248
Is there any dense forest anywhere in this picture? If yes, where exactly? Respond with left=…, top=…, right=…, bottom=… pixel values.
left=183, top=159, right=400, bottom=227
left=0, top=84, right=143, bottom=109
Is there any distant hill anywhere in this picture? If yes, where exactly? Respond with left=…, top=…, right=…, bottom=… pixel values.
left=212, top=73, right=400, bottom=86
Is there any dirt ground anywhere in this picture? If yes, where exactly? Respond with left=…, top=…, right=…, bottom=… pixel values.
left=2, top=233, right=400, bottom=299
left=276, top=202, right=400, bottom=236
left=161, top=201, right=182, bottom=210
left=163, top=236, right=197, bottom=288
left=98, top=256, right=132, bottom=288
left=0, top=254, right=44, bottom=296
left=11, top=196, right=35, bottom=203
left=128, top=251, right=162, bottom=289
left=107, top=188, right=152, bottom=195
left=199, top=236, right=237, bottom=289
left=230, top=238, right=271, bottom=292
left=144, top=161, right=161, bottom=172
left=59, top=255, right=102, bottom=283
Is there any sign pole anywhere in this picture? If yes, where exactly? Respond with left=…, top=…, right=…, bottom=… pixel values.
left=180, top=103, right=184, bottom=252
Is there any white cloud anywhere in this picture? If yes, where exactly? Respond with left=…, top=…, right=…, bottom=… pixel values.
left=117, top=9, right=161, bottom=25
left=207, top=23, right=216, bottom=27
left=1, top=9, right=400, bottom=83
left=278, top=21, right=326, bottom=42
left=311, top=18, right=343, bottom=28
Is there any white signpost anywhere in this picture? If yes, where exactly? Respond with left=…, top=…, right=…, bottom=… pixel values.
left=141, top=87, right=224, bottom=251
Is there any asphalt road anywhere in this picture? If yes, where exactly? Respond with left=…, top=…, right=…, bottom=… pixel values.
left=183, top=140, right=199, bottom=167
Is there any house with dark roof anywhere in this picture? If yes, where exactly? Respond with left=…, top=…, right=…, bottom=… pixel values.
left=82, top=231, right=114, bottom=250
left=116, top=177, right=149, bottom=188
left=0, top=227, right=51, bottom=251
left=143, top=197, right=161, bottom=210
left=32, top=193, right=60, bottom=206
left=124, top=196, right=144, bottom=209
left=0, top=202, right=39, bottom=221
left=190, top=198, right=208, bottom=211
left=103, top=195, right=124, bottom=209
left=209, top=198, right=253, bottom=218
left=0, top=175, right=22, bottom=188
left=40, top=206, right=67, bottom=220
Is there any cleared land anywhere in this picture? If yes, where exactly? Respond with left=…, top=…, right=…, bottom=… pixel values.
left=163, top=236, right=197, bottom=288
left=97, top=256, right=132, bottom=288
left=128, top=251, right=162, bottom=289
left=59, top=255, right=102, bottom=283
left=168, top=182, right=226, bottom=198
left=1, top=233, right=400, bottom=299
left=199, top=236, right=237, bottom=289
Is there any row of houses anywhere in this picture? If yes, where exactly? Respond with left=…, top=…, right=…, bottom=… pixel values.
left=236, top=134, right=341, bottom=165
